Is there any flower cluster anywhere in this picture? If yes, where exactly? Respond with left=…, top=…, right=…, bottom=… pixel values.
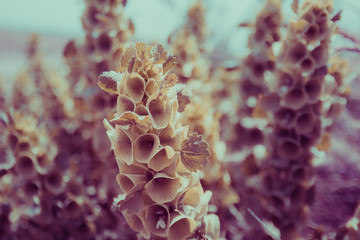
left=255, top=2, right=333, bottom=236
left=11, top=34, right=76, bottom=134
left=222, top=0, right=282, bottom=153
left=227, top=0, right=351, bottom=239
left=99, top=42, right=220, bottom=239
left=0, top=6, right=137, bottom=238
left=63, top=0, right=134, bottom=119
left=169, top=0, right=210, bottom=84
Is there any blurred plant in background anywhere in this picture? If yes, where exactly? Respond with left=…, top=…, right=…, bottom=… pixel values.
left=0, top=0, right=360, bottom=239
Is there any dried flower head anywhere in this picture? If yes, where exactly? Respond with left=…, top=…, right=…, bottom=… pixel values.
left=100, top=42, right=219, bottom=239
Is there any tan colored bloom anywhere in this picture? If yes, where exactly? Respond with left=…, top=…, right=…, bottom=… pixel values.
left=110, top=125, right=133, bottom=165
left=133, top=133, right=160, bottom=163
left=147, top=92, right=177, bottom=129
left=144, top=204, right=170, bottom=237
left=125, top=73, right=146, bottom=103
left=116, top=94, right=135, bottom=114
left=100, top=43, right=216, bottom=239
left=148, top=146, right=177, bottom=172
left=146, top=172, right=181, bottom=204
left=168, top=214, right=197, bottom=240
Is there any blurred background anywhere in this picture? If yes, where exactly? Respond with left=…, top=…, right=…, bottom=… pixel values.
left=1, top=0, right=360, bottom=238
left=1, top=0, right=359, bottom=80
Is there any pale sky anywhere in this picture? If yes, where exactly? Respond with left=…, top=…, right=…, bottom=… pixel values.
left=0, top=0, right=358, bottom=43
left=0, top=0, right=84, bottom=36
